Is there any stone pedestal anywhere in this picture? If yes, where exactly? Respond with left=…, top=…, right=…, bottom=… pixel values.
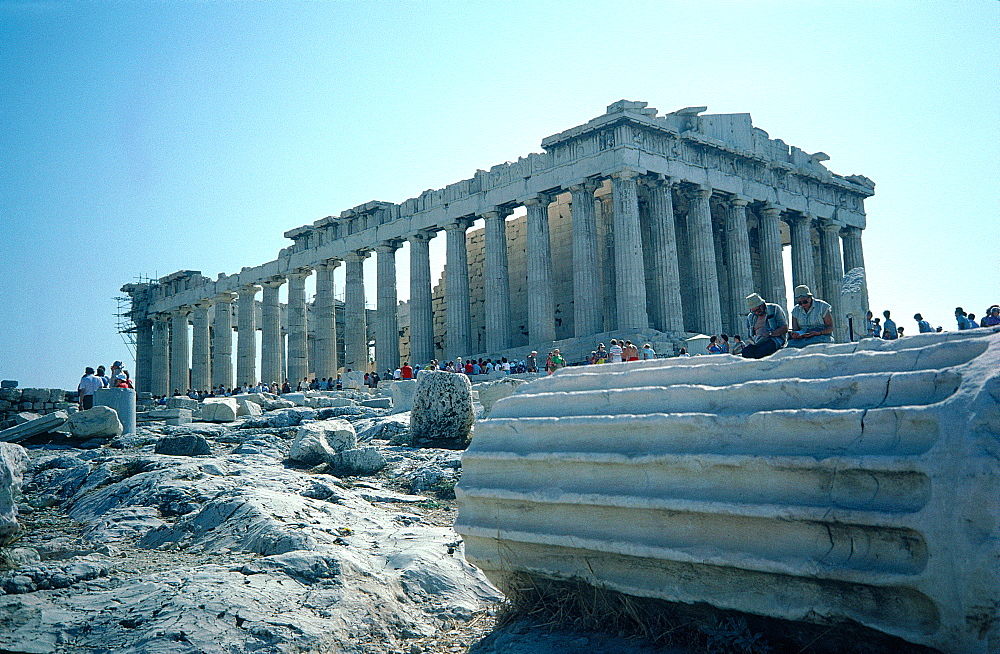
left=94, top=387, right=136, bottom=436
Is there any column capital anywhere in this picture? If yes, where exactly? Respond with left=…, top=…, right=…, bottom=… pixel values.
left=374, top=240, right=402, bottom=254
left=728, top=195, right=750, bottom=208
left=819, top=218, right=842, bottom=233
left=761, top=203, right=784, bottom=218
left=315, top=257, right=342, bottom=271
left=153, top=312, right=172, bottom=323
left=238, top=283, right=261, bottom=294
left=519, top=192, right=552, bottom=207
left=784, top=211, right=812, bottom=226
left=638, top=173, right=675, bottom=189
left=344, top=249, right=370, bottom=263
left=172, top=305, right=192, bottom=317
left=566, top=178, right=601, bottom=194
left=840, top=225, right=863, bottom=238
left=686, top=184, right=713, bottom=200
left=609, top=167, right=642, bottom=181
left=260, top=275, right=285, bottom=289
left=288, top=267, right=312, bottom=280
left=213, top=292, right=237, bottom=304
left=442, top=218, right=473, bottom=232
left=480, top=206, right=513, bottom=221
left=193, top=299, right=215, bottom=310
left=406, top=230, right=435, bottom=244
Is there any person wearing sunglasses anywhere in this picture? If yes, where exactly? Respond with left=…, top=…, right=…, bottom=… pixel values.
left=788, top=285, right=834, bottom=348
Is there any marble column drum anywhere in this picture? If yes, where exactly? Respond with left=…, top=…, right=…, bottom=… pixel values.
left=611, top=171, right=649, bottom=330
left=841, top=226, right=866, bottom=273
left=236, top=284, right=259, bottom=386
left=642, top=177, right=685, bottom=333
left=483, top=208, right=512, bottom=353
left=260, top=277, right=284, bottom=386
left=375, top=243, right=400, bottom=374
left=524, top=194, right=556, bottom=344
left=443, top=221, right=472, bottom=359
left=408, top=232, right=435, bottom=365
left=787, top=213, right=817, bottom=293
left=685, top=186, right=722, bottom=337
left=313, top=260, right=340, bottom=379
left=344, top=251, right=369, bottom=371
left=190, top=301, right=213, bottom=392
left=169, top=307, right=192, bottom=394
left=725, top=197, right=754, bottom=337
left=569, top=182, right=602, bottom=337
left=287, top=268, right=312, bottom=384
left=212, top=293, right=235, bottom=389
left=151, top=313, right=170, bottom=397
left=758, top=204, right=787, bottom=310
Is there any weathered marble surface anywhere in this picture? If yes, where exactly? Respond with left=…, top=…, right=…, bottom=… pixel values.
left=410, top=372, right=475, bottom=449
left=1, top=442, right=29, bottom=543
left=457, top=328, right=1000, bottom=654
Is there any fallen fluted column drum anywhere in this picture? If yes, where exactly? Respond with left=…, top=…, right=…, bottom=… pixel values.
left=455, top=327, right=1000, bottom=654
left=94, top=387, right=136, bottom=436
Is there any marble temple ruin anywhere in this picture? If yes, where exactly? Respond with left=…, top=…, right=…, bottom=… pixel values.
left=122, top=100, right=875, bottom=394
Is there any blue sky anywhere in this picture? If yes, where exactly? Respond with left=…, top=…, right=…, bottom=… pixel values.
left=1, top=1, right=997, bottom=389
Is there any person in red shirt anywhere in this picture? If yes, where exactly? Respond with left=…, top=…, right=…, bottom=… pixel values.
left=464, top=360, right=473, bottom=375
left=401, top=362, right=413, bottom=379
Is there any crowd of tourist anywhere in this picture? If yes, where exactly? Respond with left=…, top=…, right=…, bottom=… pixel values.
left=77, top=360, right=133, bottom=410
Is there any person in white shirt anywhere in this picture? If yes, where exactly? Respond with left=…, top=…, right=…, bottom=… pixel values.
left=77, top=367, right=103, bottom=410
left=609, top=339, right=624, bottom=363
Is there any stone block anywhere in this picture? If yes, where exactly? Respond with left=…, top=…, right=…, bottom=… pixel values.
left=137, top=408, right=193, bottom=424
left=331, top=447, right=386, bottom=475
left=389, top=380, right=418, bottom=414
left=68, top=406, right=123, bottom=439
left=282, top=393, right=308, bottom=406
left=155, top=434, right=211, bottom=456
left=0, top=380, right=18, bottom=388
left=359, top=398, right=391, bottom=409
left=1, top=442, right=30, bottom=545
left=18, top=402, right=31, bottom=411
left=0, top=411, right=68, bottom=443
left=0, top=400, right=10, bottom=411
left=19, top=388, right=49, bottom=403
left=166, top=396, right=200, bottom=412
left=410, top=371, right=474, bottom=449
left=286, top=419, right=357, bottom=466
left=235, top=399, right=262, bottom=417
left=458, top=328, right=1000, bottom=654
left=48, top=389, right=66, bottom=403
left=13, top=412, right=41, bottom=425
left=201, top=398, right=238, bottom=423
left=342, top=371, right=365, bottom=390
left=477, top=377, right=530, bottom=417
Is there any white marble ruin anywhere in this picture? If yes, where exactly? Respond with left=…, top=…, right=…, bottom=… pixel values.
left=455, top=327, right=1000, bottom=654
left=122, top=100, right=874, bottom=393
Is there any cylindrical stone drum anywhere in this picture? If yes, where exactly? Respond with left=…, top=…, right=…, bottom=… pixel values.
left=94, top=387, right=136, bottom=436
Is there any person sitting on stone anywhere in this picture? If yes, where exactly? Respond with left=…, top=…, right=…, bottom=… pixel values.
left=718, top=334, right=730, bottom=354
left=730, top=334, right=744, bottom=356
left=706, top=335, right=723, bottom=354
left=741, top=292, right=788, bottom=359
left=787, top=285, right=834, bottom=348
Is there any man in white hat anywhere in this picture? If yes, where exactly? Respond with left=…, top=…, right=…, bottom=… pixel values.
left=741, top=292, right=788, bottom=359
left=788, top=285, right=834, bottom=348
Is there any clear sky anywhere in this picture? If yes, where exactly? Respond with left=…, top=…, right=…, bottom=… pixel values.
left=1, top=1, right=997, bottom=390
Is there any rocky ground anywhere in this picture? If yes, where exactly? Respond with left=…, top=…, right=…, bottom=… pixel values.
left=1, top=405, right=683, bottom=654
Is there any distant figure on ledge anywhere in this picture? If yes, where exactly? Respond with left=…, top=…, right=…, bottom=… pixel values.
left=787, top=285, right=834, bottom=348
left=742, top=293, right=788, bottom=359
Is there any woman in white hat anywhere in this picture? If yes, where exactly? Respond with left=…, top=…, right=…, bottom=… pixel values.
left=788, top=285, right=834, bottom=348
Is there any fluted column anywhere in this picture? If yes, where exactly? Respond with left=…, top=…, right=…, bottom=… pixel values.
left=483, top=208, right=513, bottom=353
left=260, top=277, right=284, bottom=386
left=611, top=170, right=649, bottom=330
left=787, top=213, right=817, bottom=292
left=287, top=268, right=312, bottom=383
left=685, top=185, right=722, bottom=336
left=169, top=307, right=192, bottom=394
left=523, top=194, right=556, bottom=343
left=190, top=301, right=213, bottom=392
left=408, top=231, right=435, bottom=365
left=820, top=220, right=845, bottom=342
left=642, top=177, right=684, bottom=332
left=569, top=182, right=602, bottom=337
left=313, top=259, right=340, bottom=379
left=759, top=204, right=787, bottom=310
left=841, top=226, right=866, bottom=273
left=344, top=250, right=369, bottom=370
left=151, top=313, right=170, bottom=396
left=443, top=220, right=472, bottom=359
left=236, top=284, right=260, bottom=386
left=375, top=243, right=401, bottom=374
left=725, top=197, right=754, bottom=337
left=135, top=319, right=153, bottom=394
left=212, top=293, right=235, bottom=389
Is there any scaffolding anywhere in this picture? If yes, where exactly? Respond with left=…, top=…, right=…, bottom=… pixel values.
left=115, top=274, right=159, bottom=362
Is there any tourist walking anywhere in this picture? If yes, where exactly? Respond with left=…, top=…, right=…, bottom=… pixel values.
left=77, top=367, right=103, bottom=410
left=741, top=293, right=788, bottom=359
left=914, top=314, right=933, bottom=333
left=788, top=285, right=834, bottom=348
left=882, top=311, right=898, bottom=340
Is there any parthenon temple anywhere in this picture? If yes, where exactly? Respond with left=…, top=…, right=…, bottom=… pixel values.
left=122, top=100, right=875, bottom=394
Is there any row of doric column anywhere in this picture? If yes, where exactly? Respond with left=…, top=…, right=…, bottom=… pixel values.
left=139, top=171, right=866, bottom=395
